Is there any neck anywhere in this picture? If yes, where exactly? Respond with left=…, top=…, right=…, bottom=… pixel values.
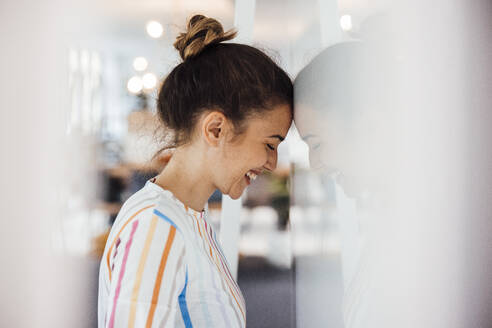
left=154, top=146, right=215, bottom=213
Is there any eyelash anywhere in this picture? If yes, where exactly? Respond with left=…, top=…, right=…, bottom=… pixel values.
left=267, top=144, right=275, bottom=150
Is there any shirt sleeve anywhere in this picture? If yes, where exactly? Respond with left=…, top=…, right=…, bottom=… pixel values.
left=103, top=211, right=187, bottom=328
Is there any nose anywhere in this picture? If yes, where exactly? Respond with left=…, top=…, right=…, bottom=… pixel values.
left=263, top=149, right=278, bottom=172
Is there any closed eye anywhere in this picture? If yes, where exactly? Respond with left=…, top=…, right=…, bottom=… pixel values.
left=267, top=144, right=275, bottom=150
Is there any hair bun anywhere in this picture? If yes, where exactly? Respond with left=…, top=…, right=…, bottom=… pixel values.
left=174, top=14, right=237, bottom=61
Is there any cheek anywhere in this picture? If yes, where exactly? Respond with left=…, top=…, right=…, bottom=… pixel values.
left=222, top=142, right=267, bottom=177
left=218, top=151, right=247, bottom=182
left=247, top=147, right=268, bottom=168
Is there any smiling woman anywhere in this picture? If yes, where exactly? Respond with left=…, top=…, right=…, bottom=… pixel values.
left=98, top=14, right=293, bottom=328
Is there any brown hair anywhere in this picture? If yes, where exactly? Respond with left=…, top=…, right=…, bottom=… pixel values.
left=154, top=14, right=293, bottom=158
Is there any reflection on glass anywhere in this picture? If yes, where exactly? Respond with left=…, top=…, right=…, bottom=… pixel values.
left=293, top=24, right=397, bottom=327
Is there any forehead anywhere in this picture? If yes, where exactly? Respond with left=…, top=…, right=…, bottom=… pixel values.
left=246, top=104, right=292, bottom=137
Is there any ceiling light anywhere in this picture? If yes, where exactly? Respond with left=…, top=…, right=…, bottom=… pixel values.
left=127, top=76, right=143, bottom=94
left=142, top=72, right=157, bottom=90
left=133, top=57, right=148, bottom=71
left=146, top=21, right=163, bottom=38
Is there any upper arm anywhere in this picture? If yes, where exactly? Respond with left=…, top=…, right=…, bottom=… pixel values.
left=104, top=211, right=186, bottom=328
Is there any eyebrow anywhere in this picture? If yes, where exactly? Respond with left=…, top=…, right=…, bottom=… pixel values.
left=268, top=134, right=285, bottom=142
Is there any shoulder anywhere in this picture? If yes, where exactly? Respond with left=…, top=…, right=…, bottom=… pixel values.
left=102, top=193, right=188, bottom=281
left=152, top=194, right=191, bottom=237
left=107, top=181, right=195, bottom=255
left=111, top=181, right=186, bottom=230
left=112, top=182, right=162, bottom=228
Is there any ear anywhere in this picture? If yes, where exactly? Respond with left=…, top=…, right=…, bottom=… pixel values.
left=201, top=111, right=228, bottom=147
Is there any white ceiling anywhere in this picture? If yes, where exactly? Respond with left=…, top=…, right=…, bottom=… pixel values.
left=70, top=0, right=320, bottom=52
left=65, top=0, right=331, bottom=79
left=71, top=0, right=233, bottom=48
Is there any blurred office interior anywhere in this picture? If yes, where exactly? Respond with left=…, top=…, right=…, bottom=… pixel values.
left=1, top=0, right=491, bottom=327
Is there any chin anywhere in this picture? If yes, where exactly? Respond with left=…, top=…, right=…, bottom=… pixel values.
left=228, top=193, right=242, bottom=200
left=224, top=187, right=246, bottom=200
left=220, top=178, right=247, bottom=200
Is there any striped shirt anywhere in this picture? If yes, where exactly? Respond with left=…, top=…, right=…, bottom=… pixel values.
left=98, top=177, right=247, bottom=328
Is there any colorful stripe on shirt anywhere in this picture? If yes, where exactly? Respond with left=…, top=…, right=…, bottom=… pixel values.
left=127, top=215, right=158, bottom=328
left=108, top=219, right=140, bottom=328
left=192, top=213, right=246, bottom=324
left=145, top=218, right=177, bottom=327
left=106, top=204, right=155, bottom=281
left=99, top=181, right=247, bottom=328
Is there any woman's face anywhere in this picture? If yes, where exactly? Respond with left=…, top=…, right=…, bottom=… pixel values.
left=215, top=103, right=292, bottom=199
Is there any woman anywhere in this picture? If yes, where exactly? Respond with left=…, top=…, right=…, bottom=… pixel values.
left=98, top=14, right=293, bottom=328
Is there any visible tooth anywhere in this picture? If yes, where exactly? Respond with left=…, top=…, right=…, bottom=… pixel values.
left=246, top=171, right=257, bottom=181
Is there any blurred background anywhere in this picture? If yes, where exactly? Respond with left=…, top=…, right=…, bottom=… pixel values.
left=1, top=0, right=491, bottom=327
